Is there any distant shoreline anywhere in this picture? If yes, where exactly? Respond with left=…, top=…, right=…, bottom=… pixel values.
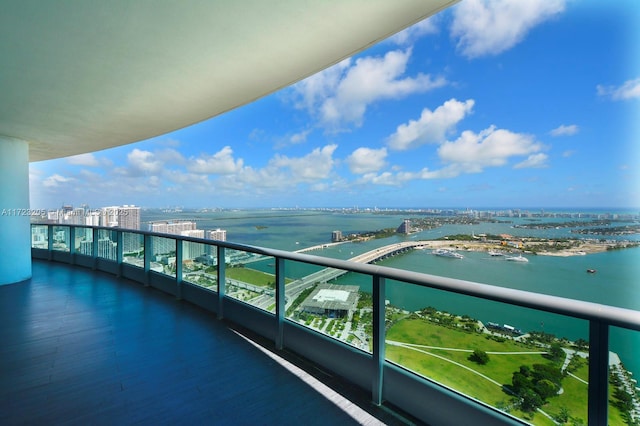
left=413, top=238, right=638, bottom=257
left=298, top=236, right=638, bottom=257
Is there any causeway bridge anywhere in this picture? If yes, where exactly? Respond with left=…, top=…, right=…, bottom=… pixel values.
left=252, top=240, right=429, bottom=309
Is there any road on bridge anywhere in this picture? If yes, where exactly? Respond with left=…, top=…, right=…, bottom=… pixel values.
left=248, top=241, right=427, bottom=310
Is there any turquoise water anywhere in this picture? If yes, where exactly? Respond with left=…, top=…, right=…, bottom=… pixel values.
left=142, top=209, right=640, bottom=376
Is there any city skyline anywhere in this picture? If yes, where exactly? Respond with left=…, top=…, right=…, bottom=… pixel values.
left=30, top=1, right=639, bottom=209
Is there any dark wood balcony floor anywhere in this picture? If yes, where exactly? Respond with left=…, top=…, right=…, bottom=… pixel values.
left=0, top=260, right=416, bottom=425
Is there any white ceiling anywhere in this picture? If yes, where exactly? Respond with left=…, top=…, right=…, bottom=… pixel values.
left=0, top=0, right=457, bottom=162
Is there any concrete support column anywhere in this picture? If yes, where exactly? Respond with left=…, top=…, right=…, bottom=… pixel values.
left=0, top=136, right=31, bottom=285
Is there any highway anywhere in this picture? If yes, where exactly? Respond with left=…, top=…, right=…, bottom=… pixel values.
left=246, top=240, right=428, bottom=310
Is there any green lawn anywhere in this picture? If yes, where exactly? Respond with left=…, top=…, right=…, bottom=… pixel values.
left=225, top=267, right=292, bottom=287
left=385, top=317, right=603, bottom=425
left=545, top=369, right=588, bottom=423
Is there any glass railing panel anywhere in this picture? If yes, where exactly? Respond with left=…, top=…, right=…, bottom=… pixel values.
left=74, top=226, right=93, bottom=256
left=383, top=279, right=590, bottom=424
left=31, top=224, right=48, bottom=249
left=181, top=241, right=217, bottom=291
left=122, top=232, right=144, bottom=267
left=96, top=229, right=118, bottom=261
left=224, top=248, right=275, bottom=312
left=283, top=258, right=329, bottom=323
left=608, top=326, right=640, bottom=425
left=52, top=226, right=70, bottom=251
left=292, top=267, right=374, bottom=353
left=150, top=235, right=176, bottom=277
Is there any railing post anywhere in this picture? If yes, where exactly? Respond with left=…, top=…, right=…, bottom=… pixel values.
left=275, top=257, right=285, bottom=350
left=588, top=319, right=609, bottom=425
left=372, top=274, right=386, bottom=405
left=217, top=246, right=225, bottom=319
left=144, top=234, right=151, bottom=287
left=92, top=227, right=98, bottom=269
left=69, top=226, right=76, bottom=265
left=116, top=229, right=123, bottom=277
left=175, top=239, right=183, bottom=300
left=47, top=225, right=53, bottom=260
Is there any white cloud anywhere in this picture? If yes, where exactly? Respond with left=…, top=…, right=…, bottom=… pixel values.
left=110, top=148, right=185, bottom=178
left=437, top=126, right=542, bottom=173
left=597, top=77, right=640, bottom=100
left=354, top=166, right=459, bottom=186
left=415, top=165, right=462, bottom=180
left=451, top=0, right=566, bottom=58
left=163, top=169, right=210, bottom=186
left=43, top=174, right=75, bottom=188
left=188, top=146, right=243, bottom=175
left=290, top=129, right=312, bottom=145
left=389, top=17, right=439, bottom=45
left=292, top=49, right=446, bottom=130
left=204, top=145, right=340, bottom=196
left=270, top=144, right=337, bottom=181
left=346, top=147, right=388, bottom=174
left=354, top=115, right=546, bottom=187
left=292, top=59, right=351, bottom=113
left=562, top=150, right=576, bottom=158
left=67, top=153, right=100, bottom=167
left=155, top=148, right=185, bottom=164
left=387, top=99, right=475, bottom=150
left=308, top=182, right=329, bottom=192
left=514, top=153, right=549, bottom=169
left=125, top=149, right=164, bottom=176
left=77, top=169, right=102, bottom=181
left=358, top=172, right=401, bottom=186
left=550, top=124, right=579, bottom=137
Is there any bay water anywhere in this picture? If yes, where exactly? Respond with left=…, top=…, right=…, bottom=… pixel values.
left=142, top=209, right=640, bottom=377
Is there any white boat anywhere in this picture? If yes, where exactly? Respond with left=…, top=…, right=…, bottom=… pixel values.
left=487, top=250, right=504, bottom=256
left=432, top=248, right=464, bottom=259
left=505, top=254, right=528, bottom=262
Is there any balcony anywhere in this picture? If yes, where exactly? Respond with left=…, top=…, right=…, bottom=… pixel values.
left=9, top=224, right=640, bottom=425
left=1, top=259, right=406, bottom=425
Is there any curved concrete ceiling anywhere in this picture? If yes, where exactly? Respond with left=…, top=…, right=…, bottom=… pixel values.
left=0, top=1, right=456, bottom=162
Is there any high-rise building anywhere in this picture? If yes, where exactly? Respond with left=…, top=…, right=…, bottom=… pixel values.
left=117, top=205, right=140, bottom=230
left=148, top=220, right=198, bottom=256
left=180, top=230, right=204, bottom=238
left=67, top=207, right=86, bottom=225
left=31, top=226, right=48, bottom=249
left=79, top=239, right=93, bottom=256
left=97, top=237, right=117, bottom=260
left=47, top=210, right=59, bottom=222
left=207, top=229, right=226, bottom=241
left=149, top=220, right=196, bottom=235
left=85, top=211, right=101, bottom=226
left=396, top=219, right=411, bottom=235
left=181, top=229, right=206, bottom=260
left=117, top=205, right=141, bottom=253
left=101, top=207, right=119, bottom=227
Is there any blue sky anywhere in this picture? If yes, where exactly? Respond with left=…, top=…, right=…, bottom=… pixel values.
left=30, top=0, right=640, bottom=210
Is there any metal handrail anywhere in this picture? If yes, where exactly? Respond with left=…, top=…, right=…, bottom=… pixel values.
left=38, top=223, right=640, bottom=330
